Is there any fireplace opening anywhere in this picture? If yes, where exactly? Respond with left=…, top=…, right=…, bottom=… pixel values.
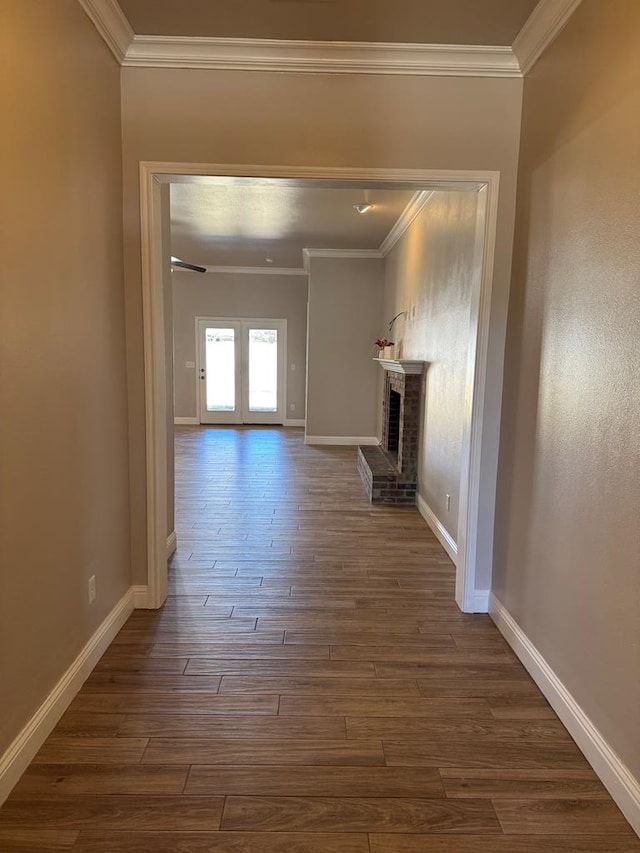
left=387, top=389, right=401, bottom=455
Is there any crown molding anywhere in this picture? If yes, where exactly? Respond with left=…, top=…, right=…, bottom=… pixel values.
left=302, top=248, right=384, bottom=272
left=513, top=0, right=583, bottom=75
left=76, top=0, right=582, bottom=78
left=173, top=265, right=307, bottom=277
left=76, top=0, right=134, bottom=63
left=122, top=35, right=521, bottom=77
left=304, top=248, right=384, bottom=259
left=379, top=191, right=434, bottom=256
left=295, top=192, right=436, bottom=272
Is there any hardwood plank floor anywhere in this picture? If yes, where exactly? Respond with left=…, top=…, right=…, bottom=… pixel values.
left=141, top=737, right=386, bottom=766
left=1, top=427, right=637, bottom=852
left=370, top=836, right=640, bottom=852
left=184, top=766, right=445, bottom=797
left=220, top=795, right=501, bottom=833
left=0, top=830, right=79, bottom=851
left=0, top=795, right=223, bottom=830
left=69, top=832, right=370, bottom=853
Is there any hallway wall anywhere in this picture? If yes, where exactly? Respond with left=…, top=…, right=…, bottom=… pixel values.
left=120, top=67, right=523, bottom=583
left=494, top=0, right=640, bottom=783
left=0, top=2, right=130, bottom=757
left=383, top=190, right=479, bottom=542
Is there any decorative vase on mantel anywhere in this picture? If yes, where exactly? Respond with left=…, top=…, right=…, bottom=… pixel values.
left=374, top=338, right=395, bottom=360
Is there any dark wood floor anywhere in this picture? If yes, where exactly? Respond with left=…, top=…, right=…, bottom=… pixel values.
left=1, top=426, right=638, bottom=852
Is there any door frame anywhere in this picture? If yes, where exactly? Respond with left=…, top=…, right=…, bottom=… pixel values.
left=139, top=162, right=501, bottom=612
left=195, top=316, right=287, bottom=425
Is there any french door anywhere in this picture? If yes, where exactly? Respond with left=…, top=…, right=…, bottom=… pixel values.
left=197, top=318, right=286, bottom=425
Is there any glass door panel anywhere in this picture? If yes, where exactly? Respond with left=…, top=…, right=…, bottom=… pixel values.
left=197, top=320, right=241, bottom=424
left=248, top=329, right=278, bottom=413
left=205, top=328, right=236, bottom=412
left=242, top=321, right=285, bottom=424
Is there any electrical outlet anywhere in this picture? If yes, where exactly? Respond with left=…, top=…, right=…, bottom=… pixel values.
left=290, top=363, right=296, bottom=371
left=446, top=494, right=451, bottom=512
left=289, top=403, right=296, bottom=412
left=88, top=575, right=96, bottom=604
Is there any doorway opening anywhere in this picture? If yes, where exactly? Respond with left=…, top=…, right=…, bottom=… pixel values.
left=140, top=163, right=501, bottom=614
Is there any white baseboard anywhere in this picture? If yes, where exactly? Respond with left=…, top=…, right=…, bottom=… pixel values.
left=414, top=496, right=488, bottom=614
left=284, top=419, right=306, bottom=427
left=174, top=416, right=199, bottom=425
left=305, top=435, right=379, bottom=446
left=417, top=494, right=458, bottom=565
left=490, top=593, right=640, bottom=837
left=132, top=585, right=151, bottom=609
left=0, top=587, right=135, bottom=806
left=166, top=531, right=177, bottom=559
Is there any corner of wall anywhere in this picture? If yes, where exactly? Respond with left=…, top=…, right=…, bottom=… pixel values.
left=490, top=593, right=640, bottom=837
left=0, top=588, right=137, bottom=806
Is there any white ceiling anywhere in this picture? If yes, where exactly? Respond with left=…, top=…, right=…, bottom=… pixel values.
left=118, top=0, right=539, bottom=46
left=170, top=184, right=417, bottom=269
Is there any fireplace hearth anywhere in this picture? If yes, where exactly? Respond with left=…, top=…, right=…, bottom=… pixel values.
left=358, top=359, right=425, bottom=505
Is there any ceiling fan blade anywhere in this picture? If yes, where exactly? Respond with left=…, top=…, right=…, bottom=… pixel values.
left=170, top=257, right=207, bottom=274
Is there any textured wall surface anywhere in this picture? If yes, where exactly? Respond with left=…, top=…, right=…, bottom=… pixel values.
left=307, top=257, right=384, bottom=438
left=0, top=1, right=130, bottom=755
left=494, top=0, right=640, bottom=779
left=383, top=191, right=480, bottom=541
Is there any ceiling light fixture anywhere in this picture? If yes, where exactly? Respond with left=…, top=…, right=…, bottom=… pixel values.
left=353, top=203, right=374, bottom=214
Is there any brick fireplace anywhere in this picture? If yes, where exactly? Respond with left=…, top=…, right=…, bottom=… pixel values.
left=358, top=359, right=425, bottom=505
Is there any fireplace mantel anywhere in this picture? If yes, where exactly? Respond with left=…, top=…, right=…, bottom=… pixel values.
left=373, top=358, right=426, bottom=375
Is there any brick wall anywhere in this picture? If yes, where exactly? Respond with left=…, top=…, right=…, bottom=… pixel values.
left=360, top=368, right=422, bottom=506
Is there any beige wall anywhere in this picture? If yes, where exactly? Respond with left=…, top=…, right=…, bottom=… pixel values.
left=121, top=68, right=523, bottom=581
left=307, top=258, right=384, bottom=438
left=0, top=2, right=130, bottom=755
left=383, top=191, right=479, bottom=538
left=494, top=0, right=640, bottom=780
left=172, top=272, right=308, bottom=419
